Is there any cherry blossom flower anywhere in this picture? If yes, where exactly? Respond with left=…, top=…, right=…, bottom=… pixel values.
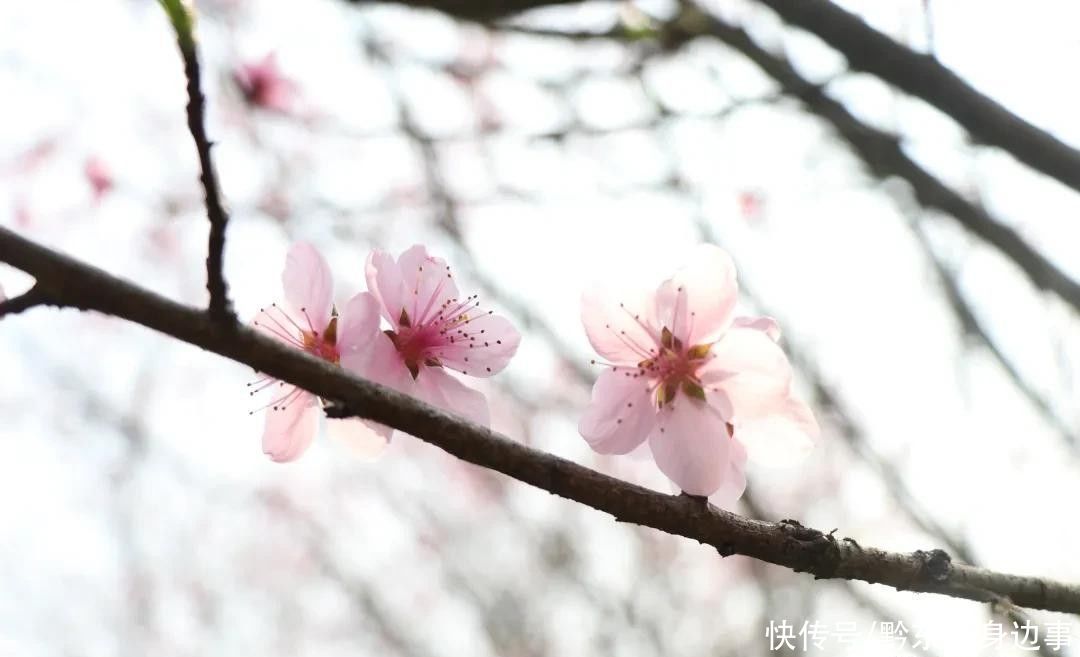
left=737, top=190, right=766, bottom=222
left=250, top=242, right=388, bottom=462
left=364, top=245, right=521, bottom=428
left=84, top=156, right=113, bottom=201
left=579, top=244, right=818, bottom=499
left=234, top=53, right=297, bottom=114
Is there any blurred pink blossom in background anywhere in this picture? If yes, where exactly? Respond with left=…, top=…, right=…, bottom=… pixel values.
left=233, top=53, right=297, bottom=113
left=83, top=156, right=113, bottom=201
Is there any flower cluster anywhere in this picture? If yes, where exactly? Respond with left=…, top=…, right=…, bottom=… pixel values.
left=252, top=242, right=817, bottom=504
left=250, top=242, right=521, bottom=462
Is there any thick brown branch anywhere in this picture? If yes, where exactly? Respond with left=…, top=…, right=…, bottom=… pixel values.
left=348, top=0, right=585, bottom=21
left=748, top=0, right=1080, bottom=197
left=169, top=24, right=233, bottom=321
left=0, top=284, right=55, bottom=318
left=678, top=7, right=1080, bottom=315
left=2, top=226, right=1079, bottom=613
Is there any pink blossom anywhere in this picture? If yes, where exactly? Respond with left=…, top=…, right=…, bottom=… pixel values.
left=364, top=245, right=521, bottom=427
left=234, top=53, right=297, bottom=113
left=737, top=190, right=766, bottom=222
left=251, top=242, right=388, bottom=462
left=84, top=156, right=113, bottom=201
left=579, top=244, right=817, bottom=498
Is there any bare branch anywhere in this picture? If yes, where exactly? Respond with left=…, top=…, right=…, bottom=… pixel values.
left=747, top=0, right=1080, bottom=197
left=345, top=0, right=588, bottom=21
left=0, top=284, right=55, bottom=318
left=676, top=5, right=1080, bottom=315
left=2, top=226, right=1080, bottom=613
left=356, top=0, right=1080, bottom=198
left=161, top=0, right=234, bottom=321
left=906, top=213, right=1077, bottom=451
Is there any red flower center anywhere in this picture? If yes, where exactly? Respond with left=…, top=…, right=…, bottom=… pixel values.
left=638, top=326, right=711, bottom=407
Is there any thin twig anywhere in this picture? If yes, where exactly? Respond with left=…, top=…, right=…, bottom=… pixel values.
left=161, top=0, right=233, bottom=321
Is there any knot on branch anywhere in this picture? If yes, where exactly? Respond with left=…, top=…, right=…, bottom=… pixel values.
left=0, top=284, right=62, bottom=318
left=323, top=402, right=352, bottom=419
left=913, top=548, right=952, bottom=583
left=777, top=519, right=841, bottom=578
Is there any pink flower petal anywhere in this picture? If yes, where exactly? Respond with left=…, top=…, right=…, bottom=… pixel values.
left=648, top=398, right=731, bottom=496
left=435, top=313, right=521, bottom=377
left=699, top=327, right=793, bottom=422
left=578, top=367, right=656, bottom=454
left=326, top=418, right=391, bottom=460
left=708, top=437, right=748, bottom=509
left=734, top=395, right=819, bottom=466
left=733, top=315, right=781, bottom=342
left=581, top=288, right=660, bottom=365
left=0, top=282, right=6, bottom=302
left=396, top=245, right=460, bottom=327
left=338, top=333, right=412, bottom=442
left=283, top=242, right=333, bottom=331
left=262, top=391, right=319, bottom=462
left=414, top=367, right=489, bottom=427
left=654, top=244, right=738, bottom=345
left=336, top=292, right=382, bottom=357
left=342, top=331, right=415, bottom=395
left=365, top=248, right=404, bottom=326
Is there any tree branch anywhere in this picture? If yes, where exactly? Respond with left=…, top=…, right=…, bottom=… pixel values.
left=347, top=0, right=586, bottom=21
left=905, top=212, right=1077, bottom=451
left=161, top=0, right=233, bottom=321
left=676, top=5, right=1080, bottom=315
left=0, top=284, right=55, bottom=318
left=352, top=0, right=1080, bottom=199
left=748, top=0, right=1080, bottom=197
left=2, top=225, right=1080, bottom=614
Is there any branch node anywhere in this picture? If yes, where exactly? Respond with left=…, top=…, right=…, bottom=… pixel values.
left=0, top=284, right=59, bottom=318
left=323, top=402, right=351, bottom=419
left=914, top=548, right=953, bottom=583
left=679, top=491, right=710, bottom=506
left=715, top=542, right=736, bottom=558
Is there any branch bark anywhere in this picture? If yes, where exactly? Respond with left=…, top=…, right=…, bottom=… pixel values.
left=2, top=225, right=1079, bottom=614
left=163, top=3, right=233, bottom=321
left=353, top=0, right=1080, bottom=198
left=674, top=6, right=1080, bottom=315
left=349, top=0, right=584, bottom=21
left=750, top=0, right=1080, bottom=197
left=0, top=284, right=54, bottom=318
